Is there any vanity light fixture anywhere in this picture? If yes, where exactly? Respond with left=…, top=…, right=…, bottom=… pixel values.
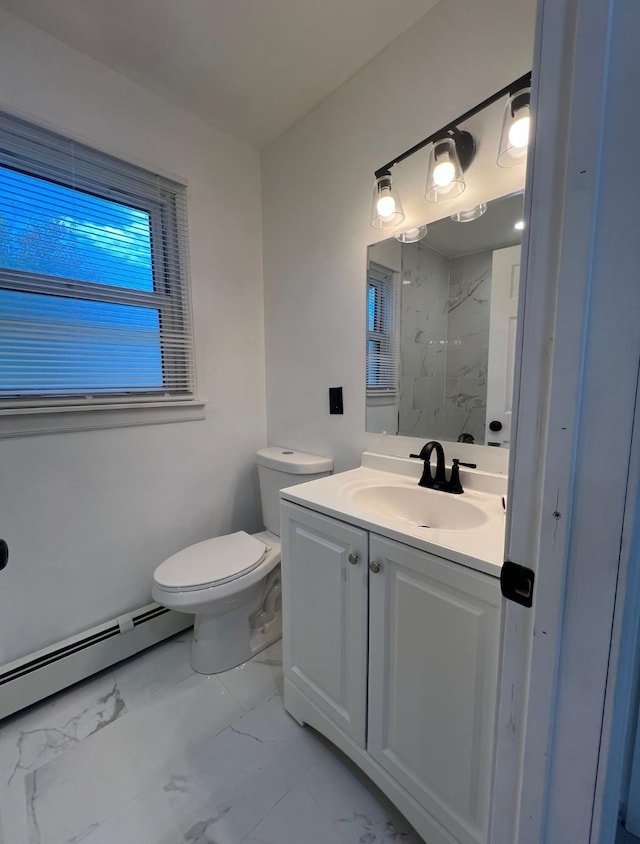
left=370, top=171, right=405, bottom=229
left=497, top=82, right=531, bottom=167
left=394, top=224, right=428, bottom=243
left=514, top=219, right=526, bottom=231
left=370, top=70, right=532, bottom=229
left=450, top=203, right=487, bottom=223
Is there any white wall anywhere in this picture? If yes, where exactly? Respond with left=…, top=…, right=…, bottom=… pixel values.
left=262, top=0, right=535, bottom=473
left=0, top=11, right=267, bottom=665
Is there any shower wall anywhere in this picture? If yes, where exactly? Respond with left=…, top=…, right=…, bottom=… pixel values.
left=398, top=241, right=449, bottom=438
left=398, top=242, right=492, bottom=444
left=443, top=250, right=492, bottom=443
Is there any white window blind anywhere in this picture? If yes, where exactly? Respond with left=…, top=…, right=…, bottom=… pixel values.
left=367, top=262, right=399, bottom=394
left=0, top=110, right=195, bottom=408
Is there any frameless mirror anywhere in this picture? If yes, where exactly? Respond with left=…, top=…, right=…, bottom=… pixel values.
left=366, top=191, right=524, bottom=446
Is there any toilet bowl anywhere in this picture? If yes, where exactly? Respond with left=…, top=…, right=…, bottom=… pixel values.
left=152, top=529, right=282, bottom=674
left=152, top=447, right=333, bottom=674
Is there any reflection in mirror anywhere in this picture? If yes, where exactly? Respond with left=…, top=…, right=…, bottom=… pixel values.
left=366, top=191, right=524, bottom=447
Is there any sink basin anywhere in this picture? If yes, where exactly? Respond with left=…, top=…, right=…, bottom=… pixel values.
left=350, top=484, right=488, bottom=531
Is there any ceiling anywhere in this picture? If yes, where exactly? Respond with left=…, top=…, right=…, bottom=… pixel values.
left=0, top=0, right=440, bottom=148
left=420, top=192, right=524, bottom=259
left=419, top=192, right=524, bottom=258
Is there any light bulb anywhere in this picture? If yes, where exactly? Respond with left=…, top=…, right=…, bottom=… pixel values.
left=514, top=219, right=525, bottom=231
left=432, top=158, right=456, bottom=188
left=376, top=192, right=396, bottom=218
left=508, top=114, right=530, bottom=149
left=371, top=173, right=404, bottom=228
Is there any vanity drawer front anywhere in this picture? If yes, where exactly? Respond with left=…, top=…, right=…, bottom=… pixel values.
left=281, top=502, right=369, bottom=746
left=367, top=534, right=501, bottom=844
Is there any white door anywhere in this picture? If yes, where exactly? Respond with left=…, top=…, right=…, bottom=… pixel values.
left=367, top=534, right=501, bottom=844
left=281, top=501, right=369, bottom=746
left=485, top=245, right=520, bottom=447
left=490, top=1, right=640, bottom=841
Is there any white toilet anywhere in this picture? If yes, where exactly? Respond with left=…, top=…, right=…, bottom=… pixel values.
left=152, top=447, right=333, bottom=674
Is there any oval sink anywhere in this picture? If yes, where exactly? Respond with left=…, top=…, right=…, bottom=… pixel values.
left=350, top=485, right=487, bottom=531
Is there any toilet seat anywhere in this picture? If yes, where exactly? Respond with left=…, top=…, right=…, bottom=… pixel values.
left=153, top=531, right=268, bottom=592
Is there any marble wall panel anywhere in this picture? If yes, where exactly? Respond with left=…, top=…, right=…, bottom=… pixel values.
left=399, top=242, right=449, bottom=436
left=444, top=250, right=492, bottom=443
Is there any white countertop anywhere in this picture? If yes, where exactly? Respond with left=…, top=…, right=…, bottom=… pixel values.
left=280, top=454, right=507, bottom=579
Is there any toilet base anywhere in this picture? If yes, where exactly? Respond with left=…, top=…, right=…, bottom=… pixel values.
left=190, top=589, right=282, bottom=674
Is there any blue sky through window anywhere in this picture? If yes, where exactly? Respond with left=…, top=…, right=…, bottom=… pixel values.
left=0, top=167, right=153, bottom=290
left=0, top=166, right=163, bottom=395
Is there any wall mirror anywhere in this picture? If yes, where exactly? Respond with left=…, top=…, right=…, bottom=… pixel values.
left=366, top=190, right=524, bottom=447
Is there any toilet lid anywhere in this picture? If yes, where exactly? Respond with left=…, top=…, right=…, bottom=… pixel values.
left=154, top=531, right=268, bottom=591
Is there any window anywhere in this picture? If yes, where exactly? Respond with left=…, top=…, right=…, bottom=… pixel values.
left=0, top=111, right=195, bottom=411
left=366, top=263, right=399, bottom=393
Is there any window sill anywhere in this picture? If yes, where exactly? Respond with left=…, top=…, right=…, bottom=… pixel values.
left=366, top=391, right=397, bottom=406
left=0, top=399, right=207, bottom=438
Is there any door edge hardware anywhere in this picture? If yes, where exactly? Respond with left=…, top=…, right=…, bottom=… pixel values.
left=500, top=559, right=534, bottom=607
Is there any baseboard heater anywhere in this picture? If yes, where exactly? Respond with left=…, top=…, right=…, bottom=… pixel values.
left=0, top=602, right=193, bottom=720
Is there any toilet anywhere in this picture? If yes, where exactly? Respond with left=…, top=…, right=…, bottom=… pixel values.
left=152, top=447, right=333, bottom=674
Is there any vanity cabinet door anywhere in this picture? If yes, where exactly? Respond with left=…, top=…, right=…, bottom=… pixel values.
left=281, top=501, right=369, bottom=746
left=367, top=534, right=501, bottom=844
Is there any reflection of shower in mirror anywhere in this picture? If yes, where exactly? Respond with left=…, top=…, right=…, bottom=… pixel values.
left=366, top=191, right=524, bottom=447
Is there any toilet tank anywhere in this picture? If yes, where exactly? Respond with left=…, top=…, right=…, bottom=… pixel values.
left=256, top=447, right=333, bottom=536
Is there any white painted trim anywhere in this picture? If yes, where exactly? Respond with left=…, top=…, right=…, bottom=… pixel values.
left=595, top=367, right=640, bottom=841
left=0, top=398, right=207, bottom=438
left=365, top=392, right=397, bottom=405
left=492, top=0, right=640, bottom=841
left=491, top=0, right=591, bottom=836
left=0, top=100, right=190, bottom=187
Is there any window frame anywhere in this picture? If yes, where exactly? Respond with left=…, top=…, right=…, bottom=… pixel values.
left=0, top=110, right=198, bottom=419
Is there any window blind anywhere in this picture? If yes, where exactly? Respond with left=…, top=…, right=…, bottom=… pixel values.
left=367, top=262, right=400, bottom=393
left=0, top=110, right=195, bottom=406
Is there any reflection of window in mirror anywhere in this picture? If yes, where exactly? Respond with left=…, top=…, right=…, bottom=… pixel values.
left=366, top=263, right=399, bottom=394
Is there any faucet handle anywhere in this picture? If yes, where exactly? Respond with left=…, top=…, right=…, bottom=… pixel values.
left=409, top=453, right=421, bottom=459
left=454, top=459, right=477, bottom=469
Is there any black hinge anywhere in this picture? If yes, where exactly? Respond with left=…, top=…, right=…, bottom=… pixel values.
left=500, top=560, right=535, bottom=607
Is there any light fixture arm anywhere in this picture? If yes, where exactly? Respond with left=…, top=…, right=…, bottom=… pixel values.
left=374, top=71, right=532, bottom=180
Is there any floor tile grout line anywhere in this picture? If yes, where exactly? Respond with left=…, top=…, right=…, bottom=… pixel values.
left=239, top=754, right=321, bottom=842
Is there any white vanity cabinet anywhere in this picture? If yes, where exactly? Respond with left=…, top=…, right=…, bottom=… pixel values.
left=367, top=534, right=501, bottom=844
left=281, top=501, right=369, bottom=746
left=281, top=500, right=502, bottom=844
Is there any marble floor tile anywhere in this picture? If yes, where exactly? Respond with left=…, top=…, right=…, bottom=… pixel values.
left=299, top=748, right=422, bottom=843
left=0, top=671, right=126, bottom=791
left=0, top=632, right=422, bottom=844
left=217, top=640, right=283, bottom=712
left=249, top=780, right=344, bottom=844
left=66, top=788, right=186, bottom=844
left=161, top=695, right=329, bottom=843
left=21, top=675, right=242, bottom=843
left=113, top=634, right=194, bottom=711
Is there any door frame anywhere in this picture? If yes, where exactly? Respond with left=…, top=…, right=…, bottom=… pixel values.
left=490, top=0, right=640, bottom=841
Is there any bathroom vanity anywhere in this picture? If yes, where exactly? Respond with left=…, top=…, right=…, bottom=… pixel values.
left=280, top=452, right=506, bottom=844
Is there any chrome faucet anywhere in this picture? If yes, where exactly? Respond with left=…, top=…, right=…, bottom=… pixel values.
left=410, top=441, right=477, bottom=494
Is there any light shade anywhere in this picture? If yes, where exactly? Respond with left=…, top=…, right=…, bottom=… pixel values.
left=370, top=172, right=405, bottom=229
left=394, top=224, right=428, bottom=243
left=497, top=87, right=531, bottom=167
left=425, top=132, right=472, bottom=203
left=450, top=203, right=487, bottom=223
